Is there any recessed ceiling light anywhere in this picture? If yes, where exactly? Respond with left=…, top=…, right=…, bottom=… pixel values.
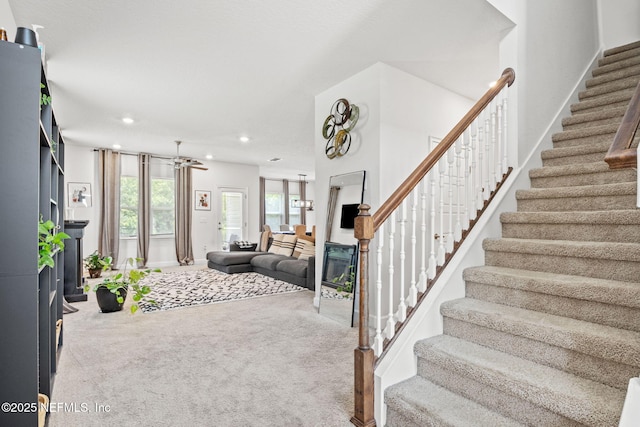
left=205, top=154, right=213, bottom=160
left=239, top=136, right=250, bottom=143
left=269, top=157, right=282, bottom=162
left=113, top=144, right=121, bottom=149
left=122, top=117, right=134, bottom=124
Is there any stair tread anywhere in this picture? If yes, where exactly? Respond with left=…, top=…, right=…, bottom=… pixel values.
left=570, top=88, right=635, bottom=112
left=483, top=237, right=640, bottom=262
left=529, top=161, right=617, bottom=177
left=464, top=265, right=640, bottom=307
left=603, top=40, right=640, bottom=57
left=541, top=141, right=610, bottom=160
left=562, top=106, right=626, bottom=126
left=599, top=46, right=640, bottom=66
left=579, top=75, right=640, bottom=99
left=386, top=376, right=524, bottom=427
left=415, top=335, right=626, bottom=425
left=552, top=123, right=619, bottom=142
left=441, top=297, right=640, bottom=366
left=500, top=209, right=640, bottom=225
left=516, top=181, right=636, bottom=199
left=586, top=64, right=640, bottom=88
left=593, top=55, right=640, bottom=77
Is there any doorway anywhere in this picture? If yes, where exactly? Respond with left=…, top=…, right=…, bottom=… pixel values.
left=217, top=187, right=248, bottom=250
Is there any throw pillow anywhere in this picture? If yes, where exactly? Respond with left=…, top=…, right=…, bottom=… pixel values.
left=292, top=239, right=306, bottom=258
left=258, top=231, right=271, bottom=252
left=279, top=234, right=297, bottom=256
left=297, top=240, right=315, bottom=260
left=268, top=234, right=285, bottom=254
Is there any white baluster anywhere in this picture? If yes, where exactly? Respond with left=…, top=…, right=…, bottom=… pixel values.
left=502, top=88, right=509, bottom=175
left=418, top=178, right=428, bottom=291
left=446, top=146, right=455, bottom=253
left=454, top=137, right=462, bottom=241
left=397, top=201, right=407, bottom=322
left=484, top=112, right=492, bottom=198
left=373, top=225, right=384, bottom=356
left=384, top=213, right=396, bottom=340
left=496, top=95, right=503, bottom=181
left=428, top=169, right=437, bottom=280
left=463, top=129, right=471, bottom=228
left=470, top=120, right=479, bottom=216
left=408, top=188, right=418, bottom=307
left=491, top=99, right=498, bottom=189
left=437, top=157, right=447, bottom=265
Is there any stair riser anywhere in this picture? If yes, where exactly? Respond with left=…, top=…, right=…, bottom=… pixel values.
left=571, top=98, right=631, bottom=115
left=530, top=169, right=637, bottom=188
left=416, top=361, right=584, bottom=426
left=562, top=115, right=625, bottom=131
left=517, top=194, right=637, bottom=212
left=599, top=47, right=640, bottom=67
left=484, top=250, right=640, bottom=283
left=443, top=317, right=637, bottom=390
left=593, top=55, right=640, bottom=77
left=385, top=408, right=423, bottom=427
left=552, top=133, right=614, bottom=149
left=578, top=77, right=640, bottom=100
left=466, top=281, right=640, bottom=331
left=501, top=222, right=640, bottom=243
left=586, top=64, right=640, bottom=88
left=542, top=151, right=607, bottom=167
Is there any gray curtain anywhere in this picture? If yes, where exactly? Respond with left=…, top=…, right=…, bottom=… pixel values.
left=283, top=179, right=290, bottom=225
left=299, top=179, right=307, bottom=225
left=175, top=166, right=193, bottom=265
left=98, top=149, right=121, bottom=265
left=259, top=177, right=266, bottom=230
left=326, top=186, right=341, bottom=242
left=137, top=153, right=151, bottom=267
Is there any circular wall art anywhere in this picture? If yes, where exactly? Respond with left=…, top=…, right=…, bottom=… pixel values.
left=322, top=98, right=359, bottom=159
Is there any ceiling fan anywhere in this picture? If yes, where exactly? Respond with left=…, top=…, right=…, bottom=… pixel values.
left=172, top=140, right=208, bottom=171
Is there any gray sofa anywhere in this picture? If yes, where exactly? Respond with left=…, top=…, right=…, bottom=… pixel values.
left=206, top=242, right=315, bottom=290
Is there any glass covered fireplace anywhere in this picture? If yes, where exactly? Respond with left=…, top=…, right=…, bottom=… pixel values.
left=321, top=243, right=357, bottom=289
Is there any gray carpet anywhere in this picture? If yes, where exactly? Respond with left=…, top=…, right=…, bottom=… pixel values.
left=137, top=270, right=306, bottom=313
left=50, top=266, right=357, bottom=427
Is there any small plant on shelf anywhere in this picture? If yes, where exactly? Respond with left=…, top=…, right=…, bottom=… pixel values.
left=85, top=257, right=160, bottom=314
left=39, top=83, right=51, bottom=107
left=83, top=250, right=113, bottom=278
left=38, top=216, right=70, bottom=269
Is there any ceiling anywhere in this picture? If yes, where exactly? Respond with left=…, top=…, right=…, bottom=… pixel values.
left=8, top=0, right=513, bottom=179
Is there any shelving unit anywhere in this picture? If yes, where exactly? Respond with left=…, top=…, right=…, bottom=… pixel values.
left=0, top=40, right=65, bottom=426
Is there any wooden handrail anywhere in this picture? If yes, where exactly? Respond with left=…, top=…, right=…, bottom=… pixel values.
left=372, top=68, right=515, bottom=231
left=351, top=68, right=515, bottom=427
left=605, top=80, right=640, bottom=169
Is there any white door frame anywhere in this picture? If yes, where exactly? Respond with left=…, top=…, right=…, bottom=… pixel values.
left=216, top=186, right=248, bottom=249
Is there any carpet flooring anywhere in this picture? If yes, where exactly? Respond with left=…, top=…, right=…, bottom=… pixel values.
left=49, top=265, right=358, bottom=427
left=137, top=270, right=306, bottom=313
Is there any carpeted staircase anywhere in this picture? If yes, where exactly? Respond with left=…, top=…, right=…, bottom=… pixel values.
left=385, top=41, right=640, bottom=426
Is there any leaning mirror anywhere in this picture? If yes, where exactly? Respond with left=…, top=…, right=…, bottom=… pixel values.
left=319, top=170, right=366, bottom=326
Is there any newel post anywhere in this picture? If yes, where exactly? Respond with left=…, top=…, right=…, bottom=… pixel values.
left=351, top=204, right=376, bottom=427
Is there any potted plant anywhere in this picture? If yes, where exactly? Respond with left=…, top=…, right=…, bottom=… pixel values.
left=83, top=250, right=113, bottom=278
left=85, top=258, right=159, bottom=314
left=38, top=216, right=70, bottom=269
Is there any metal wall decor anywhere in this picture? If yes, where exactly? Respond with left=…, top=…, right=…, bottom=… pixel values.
left=322, top=98, right=359, bottom=159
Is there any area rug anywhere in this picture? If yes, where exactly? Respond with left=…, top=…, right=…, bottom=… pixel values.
left=137, top=269, right=306, bottom=313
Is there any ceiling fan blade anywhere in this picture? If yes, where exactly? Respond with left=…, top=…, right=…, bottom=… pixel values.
left=190, top=165, right=208, bottom=171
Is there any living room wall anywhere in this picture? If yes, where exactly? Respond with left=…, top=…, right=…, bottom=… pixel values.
left=64, top=144, right=261, bottom=267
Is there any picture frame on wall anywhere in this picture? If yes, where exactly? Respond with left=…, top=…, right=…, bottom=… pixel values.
left=68, top=182, right=92, bottom=207
left=195, top=190, right=211, bottom=211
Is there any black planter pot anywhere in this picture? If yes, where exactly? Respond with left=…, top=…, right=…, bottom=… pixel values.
left=96, top=287, right=127, bottom=313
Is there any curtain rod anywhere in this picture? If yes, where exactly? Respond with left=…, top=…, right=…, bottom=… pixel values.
left=92, top=148, right=175, bottom=161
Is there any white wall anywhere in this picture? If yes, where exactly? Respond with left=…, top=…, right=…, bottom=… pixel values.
left=598, top=0, right=640, bottom=49
left=0, top=0, right=16, bottom=40
left=63, top=144, right=260, bottom=268
left=314, top=63, right=475, bottom=307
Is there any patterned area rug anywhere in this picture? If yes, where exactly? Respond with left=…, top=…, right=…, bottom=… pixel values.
left=137, top=269, right=306, bottom=313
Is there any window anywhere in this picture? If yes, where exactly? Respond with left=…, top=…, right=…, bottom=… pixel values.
left=119, top=155, right=175, bottom=238
left=120, top=175, right=138, bottom=238
left=265, top=192, right=284, bottom=230
left=151, top=178, right=174, bottom=235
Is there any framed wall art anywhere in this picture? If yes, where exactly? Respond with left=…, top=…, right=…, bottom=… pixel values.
left=195, top=190, right=211, bottom=211
left=68, top=182, right=92, bottom=207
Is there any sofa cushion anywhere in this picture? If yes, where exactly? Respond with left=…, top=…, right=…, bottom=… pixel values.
left=250, top=253, right=290, bottom=270
left=207, top=251, right=264, bottom=266
left=276, top=258, right=308, bottom=278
